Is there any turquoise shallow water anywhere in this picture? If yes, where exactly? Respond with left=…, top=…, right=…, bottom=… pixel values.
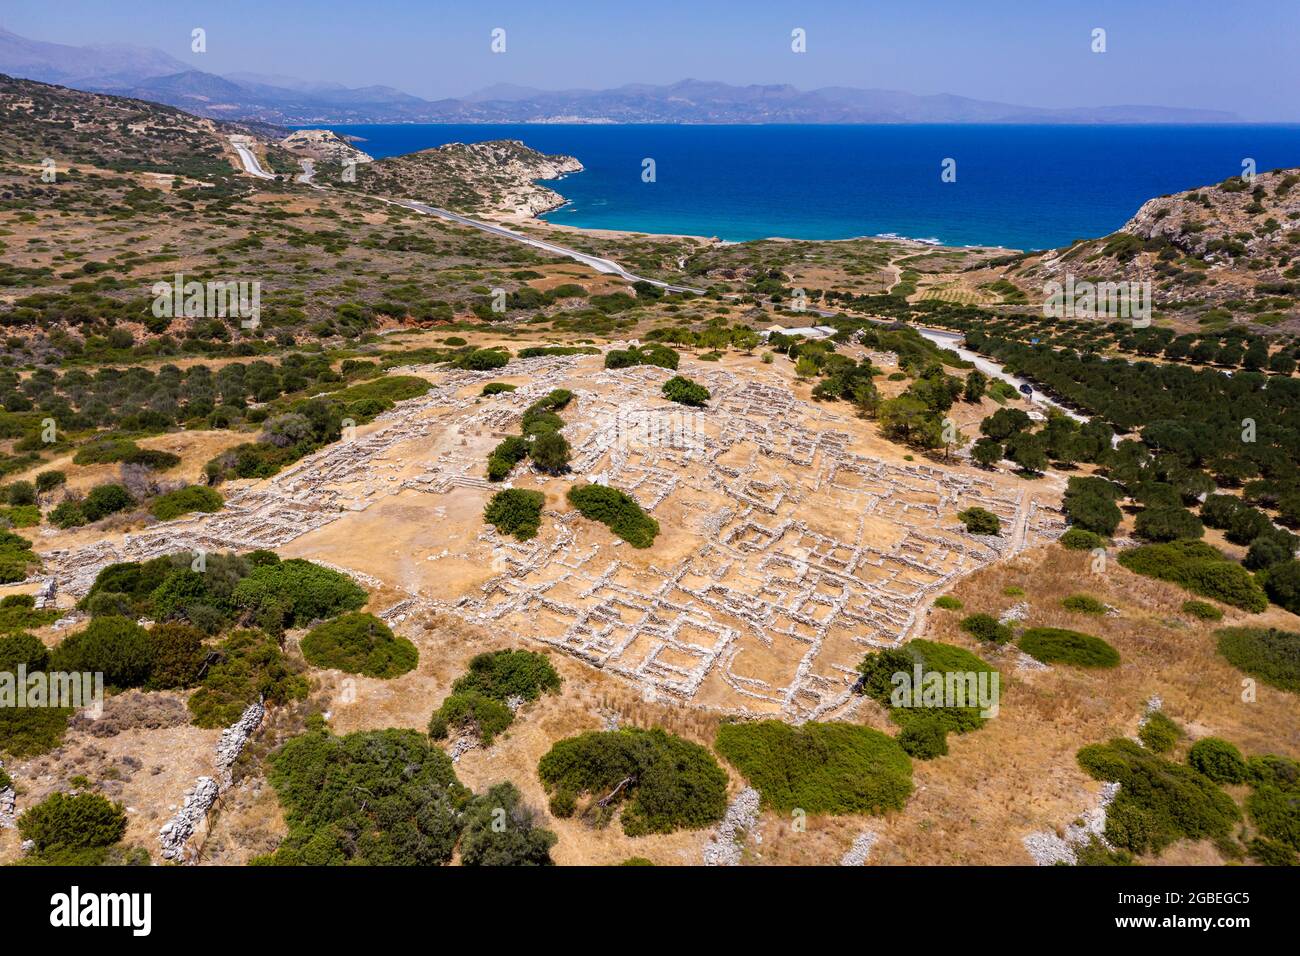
left=319, top=123, right=1300, bottom=250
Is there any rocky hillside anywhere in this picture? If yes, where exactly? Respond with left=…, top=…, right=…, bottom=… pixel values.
left=279, top=128, right=373, bottom=165
left=994, top=167, right=1300, bottom=330
left=0, top=73, right=280, bottom=182
left=343, top=139, right=582, bottom=215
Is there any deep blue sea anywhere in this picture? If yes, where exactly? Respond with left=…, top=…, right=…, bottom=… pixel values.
left=318, top=124, right=1300, bottom=250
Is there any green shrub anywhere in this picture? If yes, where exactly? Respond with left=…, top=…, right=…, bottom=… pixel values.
left=72, top=438, right=138, bottom=465
left=896, top=718, right=949, bottom=759
left=81, top=483, right=134, bottom=522
left=1060, top=528, right=1105, bottom=551
left=145, top=622, right=207, bottom=689
left=1077, top=738, right=1239, bottom=856
left=529, top=430, right=571, bottom=475
left=260, top=727, right=469, bottom=865
left=1187, top=737, right=1247, bottom=784
left=0, top=600, right=58, bottom=634
left=48, top=500, right=87, bottom=529
left=0, top=529, right=39, bottom=583
left=604, top=344, right=679, bottom=371
left=0, top=504, right=39, bottom=528
left=1182, top=600, right=1223, bottom=622
left=1215, top=626, right=1300, bottom=693
left=451, top=650, right=561, bottom=703
left=1139, top=710, right=1182, bottom=753
left=538, top=727, right=727, bottom=836
left=1248, top=836, right=1297, bottom=866
left=1117, top=541, right=1267, bottom=612
left=661, top=375, right=710, bottom=407
left=1243, top=755, right=1300, bottom=853
left=0, top=705, right=71, bottom=758
left=959, top=613, right=1012, bottom=644
left=566, top=484, right=659, bottom=548
left=715, top=720, right=913, bottom=813
left=49, top=616, right=151, bottom=689
left=300, top=612, right=417, bottom=678
left=428, top=690, right=514, bottom=745
left=1062, top=594, right=1106, bottom=615
left=36, top=470, right=67, bottom=492
left=458, top=782, right=557, bottom=866
left=1017, top=627, right=1120, bottom=668
left=457, top=348, right=509, bottom=371
left=150, top=485, right=223, bottom=521
left=856, top=640, right=999, bottom=757
left=957, top=507, right=1001, bottom=535
left=484, top=488, right=545, bottom=541
left=1134, top=506, right=1204, bottom=542
left=187, top=629, right=309, bottom=728
left=933, top=595, right=963, bottom=611
left=0, top=631, right=49, bottom=671
left=18, top=792, right=126, bottom=855
left=232, top=559, right=367, bottom=631
left=481, top=382, right=517, bottom=396
left=1263, top=560, right=1300, bottom=614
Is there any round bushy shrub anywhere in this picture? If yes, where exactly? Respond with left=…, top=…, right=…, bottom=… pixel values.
left=232, top=559, right=367, bottom=631
left=0, top=631, right=49, bottom=673
left=1060, top=527, right=1104, bottom=551
left=261, top=727, right=468, bottom=865
left=661, top=375, right=710, bottom=407
left=933, top=595, right=963, bottom=611
left=18, top=792, right=126, bottom=853
left=1181, top=599, right=1223, bottom=622
left=715, top=720, right=913, bottom=814
left=145, top=623, right=207, bottom=690
left=451, top=649, right=561, bottom=702
left=1139, top=710, right=1182, bottom=753
left=484, top=488, right=545, bottom=541
left=1018, top=627, right=1120, bottom=668
left=81, top=483, right=135, bottom=522
left=529, top=431, right=571, bottom=475
left=300, top=612, right=417, bottom=678
left=960, top=613, right=1012, bottom=644
left=1262, top=560, right=1300, bottom=615
left=458, top=782, right=556, bottom=866
left=150, top=485, right=224, bottom=521
left=957, top=507, right=1001, bottom=536
left=538, top=727, right=727, bottom=836
left=566, top=484, right=659, bottom=548
left=1061, top=594, right=1106, bottom=615
left=428, top=690, right=514, bottom=745
left=1188, top=737, right=1247, bottom=784
left=1215, top=626, right=1300, bottom=693
left=897, top=717, right=949, bottom=759
left=49, top=616, right=151, bottom=689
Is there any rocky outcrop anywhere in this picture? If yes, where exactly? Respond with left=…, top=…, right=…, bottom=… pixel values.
left=280, top=128, right=374, bottom=165
left=352, top=139, right=583, bottom=216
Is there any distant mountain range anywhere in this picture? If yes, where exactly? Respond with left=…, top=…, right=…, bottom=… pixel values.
left=0, top=27, right=1242, bottom=125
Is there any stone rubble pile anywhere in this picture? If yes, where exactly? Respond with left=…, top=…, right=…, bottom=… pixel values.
left=839, top=830, right=878, bottom=866
left=703, top=787, right=760, bottom=866
left=1022, top=781, right=1121, bottom=866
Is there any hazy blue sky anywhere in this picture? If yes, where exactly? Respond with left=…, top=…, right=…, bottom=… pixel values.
left=4, top=0, right=1297, bottom=119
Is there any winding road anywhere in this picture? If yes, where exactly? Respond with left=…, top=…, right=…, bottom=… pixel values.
left=227, top=134, right=1082, bottom=422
